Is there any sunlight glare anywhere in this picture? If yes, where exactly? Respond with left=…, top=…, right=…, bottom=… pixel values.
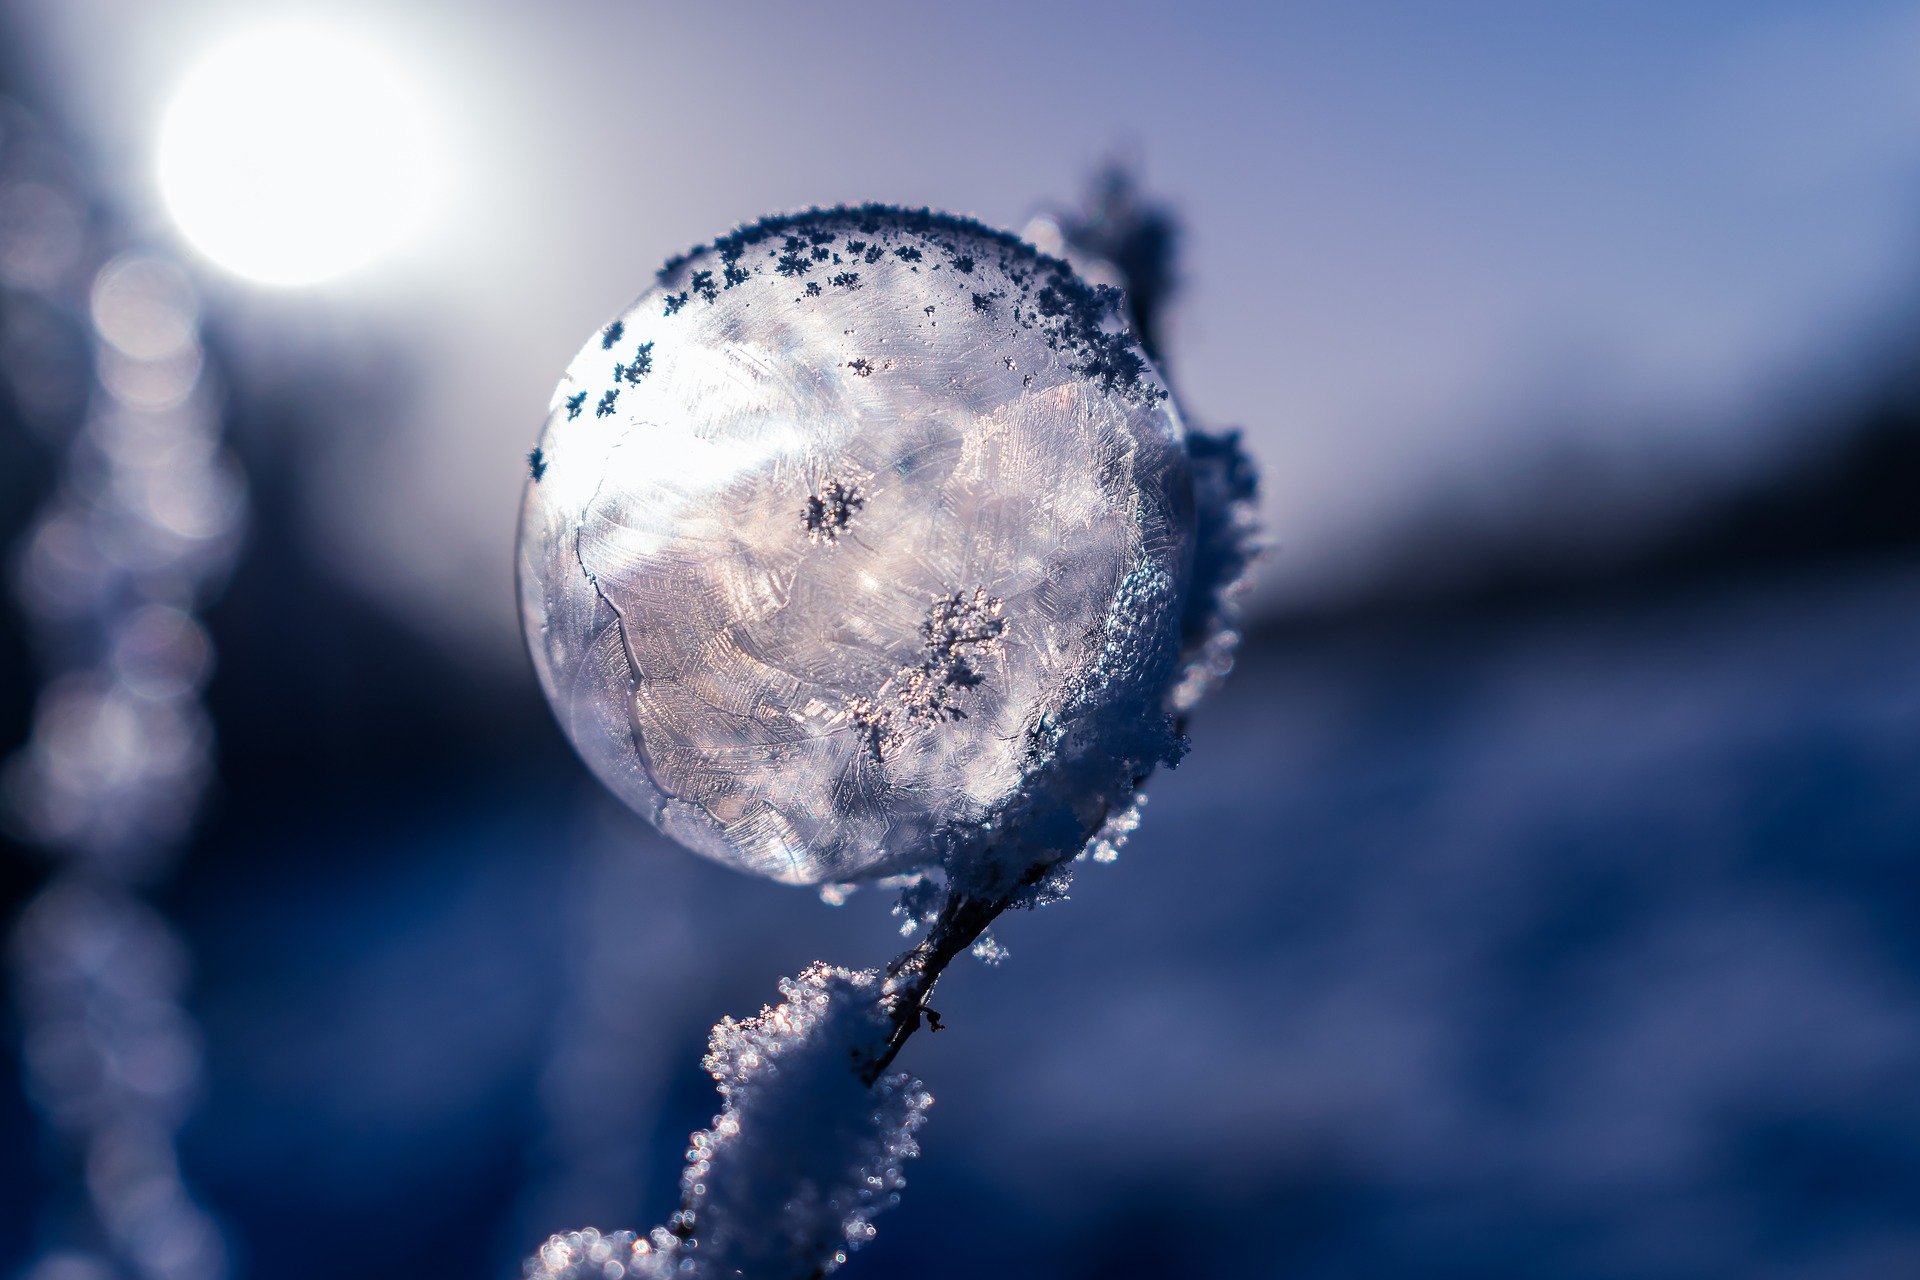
left=157, top=22, right=437, bottom=287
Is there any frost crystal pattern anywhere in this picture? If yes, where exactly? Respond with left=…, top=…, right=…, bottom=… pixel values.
left=519, top=207, right=1194, bottom=883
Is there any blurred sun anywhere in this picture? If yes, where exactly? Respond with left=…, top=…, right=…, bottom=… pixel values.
left=158, top=21, right=437, bottom=287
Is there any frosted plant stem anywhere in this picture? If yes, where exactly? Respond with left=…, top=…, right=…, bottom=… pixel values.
left=525, top=180, right=1258, bottom=1280
left=868, top=862, right=1054, bottom=1083
left=869, top=893, right=999, bottom=1082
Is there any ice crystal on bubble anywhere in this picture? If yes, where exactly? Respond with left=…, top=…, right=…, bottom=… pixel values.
left=844, top=587, right=1007, bottom=758
left=518, top=205, right=1196, bottom=887
left=800, top=478, right=863, bottom=544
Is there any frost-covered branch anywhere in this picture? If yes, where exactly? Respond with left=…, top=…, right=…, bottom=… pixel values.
left=527, top=965, right=931, bottom=1280
left=525, top=405, right=1254, bottom=1280
left=522, top=176, right=1258, bottom=1280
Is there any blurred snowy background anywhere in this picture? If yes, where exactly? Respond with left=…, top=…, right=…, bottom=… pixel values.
left=3, top=2, right=1920, bottom=1278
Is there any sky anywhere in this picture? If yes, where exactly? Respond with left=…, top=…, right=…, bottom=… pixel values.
left=11, top=0, right=1920, bottom=662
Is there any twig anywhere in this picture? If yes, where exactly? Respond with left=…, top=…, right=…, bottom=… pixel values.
left=860, top=860, right=1058, bottom=1084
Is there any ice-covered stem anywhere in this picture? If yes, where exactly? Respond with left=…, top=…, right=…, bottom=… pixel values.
left=529, top=174, right=1259, bottom=1280
left=528, top=965, right=932, bottom=1280
left=686, top=966, right=931, bottom=1277
left=868, top=883, right=1018, bottom=1083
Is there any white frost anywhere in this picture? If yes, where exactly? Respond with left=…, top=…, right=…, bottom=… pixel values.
left=527, top=965, right=930, bottom=1280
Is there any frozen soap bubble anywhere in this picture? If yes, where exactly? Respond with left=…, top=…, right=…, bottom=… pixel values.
left=518, top=207, right=1195, bottom=884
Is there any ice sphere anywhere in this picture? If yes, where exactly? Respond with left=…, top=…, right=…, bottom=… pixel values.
left=517, top=207, right=1194, bottom=884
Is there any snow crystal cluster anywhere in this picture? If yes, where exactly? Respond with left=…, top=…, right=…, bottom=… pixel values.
left=527, top=965, right=930, bottom=1280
